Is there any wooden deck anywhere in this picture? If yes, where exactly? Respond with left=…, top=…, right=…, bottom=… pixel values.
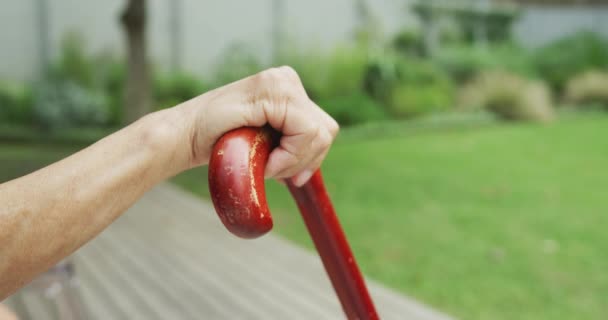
left=6, top=184, right=452, bottom=320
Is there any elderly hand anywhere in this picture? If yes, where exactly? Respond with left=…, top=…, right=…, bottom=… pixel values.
left=178, top=66, right=339, bottom=186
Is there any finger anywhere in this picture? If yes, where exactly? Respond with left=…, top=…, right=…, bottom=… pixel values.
left=264, top=124, right=318, bottom=179
left=269, top=124, right=332, bottom=181
left=291, top=144, right=330, bottom=187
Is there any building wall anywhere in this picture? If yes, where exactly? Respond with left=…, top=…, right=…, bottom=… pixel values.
left=513, top=5, right=608, bottom=48
left=0, top=0, right=412, bottom=81
left=3, top=1, right=606, bottom=82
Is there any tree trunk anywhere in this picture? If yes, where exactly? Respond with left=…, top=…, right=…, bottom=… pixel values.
left=121, top=0, right=151, bottom=124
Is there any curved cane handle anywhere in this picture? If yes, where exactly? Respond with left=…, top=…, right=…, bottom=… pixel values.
left=208, top=126, right=277, bottom=239
left=208, top=126, right=379, bottom=319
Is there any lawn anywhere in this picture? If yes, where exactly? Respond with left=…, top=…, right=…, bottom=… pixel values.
left=2, top=113, right=607, bottom=319
left=173, top=113, right=608, bottom=320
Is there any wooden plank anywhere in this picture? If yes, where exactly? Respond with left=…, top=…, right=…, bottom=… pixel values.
left=7, top=182, right=452, bottom=320
left=154, top=184, right=454, bottom=320
left=141, top=187, right=344, bottom=318
left=119, top=197, right=335, bottom=319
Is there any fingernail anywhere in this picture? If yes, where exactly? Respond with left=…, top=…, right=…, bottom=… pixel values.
left=293, top=170, right=313, bottom=187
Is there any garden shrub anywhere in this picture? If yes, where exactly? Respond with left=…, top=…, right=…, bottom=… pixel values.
left=534, top=31, right=608, bottom=92
left=389, top=83, right=453, bottom=118
left=47, top=32, right=126, bottom=125
left=277, top=46, right=329, bottom=100
left=32, top=78, right=109, bottom=129
left=278, top=43, right=369, bottom=101
left=435, top=44, right=534, bottom=83
left=154, top=72, right=207, bottom=110
left=0, top=82, right=33, bottom=124
left=317, top=93, right=387, bottom=126
left=52, top=32, right=95, bottom=88
left=364, top=53, right=454, bottom=118
left=323, top=45, right=369, bottom=99
left=97, top=58, right=126, bottom=125
left=565, top=70, right=608, bottom=109
left=392, top=29, right=425, bottom=57
left=212, top=43, right=263, bottom=86
left=459, top=71, right=554, bottom=122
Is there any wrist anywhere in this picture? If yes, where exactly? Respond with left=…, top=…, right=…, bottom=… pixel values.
left=135, top=106, right=195, bottom=178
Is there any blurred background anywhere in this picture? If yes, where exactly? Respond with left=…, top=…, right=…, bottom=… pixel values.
left=1, top=0, right=608, bottom=319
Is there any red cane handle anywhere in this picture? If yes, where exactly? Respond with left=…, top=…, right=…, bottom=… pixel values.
left=208, top=126, right=379, bottom=319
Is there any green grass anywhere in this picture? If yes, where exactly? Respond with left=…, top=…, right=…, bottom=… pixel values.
left=2, top=113, right=608, bottom=319
left=173, top=113, right=608, bottom=320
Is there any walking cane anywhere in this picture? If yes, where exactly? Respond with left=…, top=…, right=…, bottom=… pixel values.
left=208, top=126, right=379, bottom=320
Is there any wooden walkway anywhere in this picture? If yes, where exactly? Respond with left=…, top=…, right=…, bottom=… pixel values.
left=6, top=184, right=452, bottom=320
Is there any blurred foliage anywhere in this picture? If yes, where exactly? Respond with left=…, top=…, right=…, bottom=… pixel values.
left=4, top=27, right=607, bottom=130
left=435, top=44, right=535, bottom=82
left=42, top=32, right=126, bottom=126
left=279, top=43, right=384, bottom=125
left=92, top=54, right=126, bottom=126
left=278, top=43, right=369, bottom=101
left=317, top=92, right=387, bottom=126
left=324, top=45, right=369, bottom=99
left=52, top=32, right=95, bottom=88
left=212, top=43, right=263, bottom=86
left=276, top=44, right=329, bottom=100
left=460, top=70, right=554, bottom=122
left=565, top=70, right=608, bottom=110
left=353, top=0, right=384, bottom=49
left=412, top=1, right=520, bottom=45
left=32, top=78, right=109, bottom=129
left=534, top=31, right=608, bottom=92
left=0, top=82, right=33, bottom=125
left=391, top=29, right=425, bottom=57
left=154, top=72, right=207, bottom=110
left=364, top=52, right=454, bottom=118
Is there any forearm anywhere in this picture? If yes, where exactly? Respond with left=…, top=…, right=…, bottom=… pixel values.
left=0, top=106, right=192, bottom=299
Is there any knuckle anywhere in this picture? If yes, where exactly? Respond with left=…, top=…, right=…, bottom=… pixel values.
left=258, top=66, right=299, bottom=84
left=317, top=129, right=333, bottom=150
left=328, top=119, right=340, bottom=136
left=277, top=65, right=300, bottom=81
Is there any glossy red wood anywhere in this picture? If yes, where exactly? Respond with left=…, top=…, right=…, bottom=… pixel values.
left=209, top=127, right=379, bottom=319
left=208, top=127, right=274, bottom=238
left=287, top=171, right=379, bottom=320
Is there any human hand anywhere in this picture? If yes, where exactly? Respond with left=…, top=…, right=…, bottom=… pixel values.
left=178, top=66, right=339, bottom=187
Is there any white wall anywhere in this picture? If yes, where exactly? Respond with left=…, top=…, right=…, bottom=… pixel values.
left=513, top=5, right=608, bottom=48
left=0, top=0, right=40, bottom=81
left=0, top=0, right=414, bottom=82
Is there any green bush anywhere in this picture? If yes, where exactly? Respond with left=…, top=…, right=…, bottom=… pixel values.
left=154, top=72, right=207, bottom=110
left=212, top=43, right=263, bottom=86
left=47, top=32, right=126, bottom=125
left=435, top=44, right=534, bottom=82
left=317, top=93, right=387, bottom=126
left=459, top=71, right=554, bottom=122
left=565, top=70, right=608, bottom=109
left=390, top=83, right=452, bottom=117
left=52, top=32, right=95, bottom=88
left=534, top=31, right=608, bottom=92
left=323, top=45, right=369, bottom=99
left=364, top=53, right=454, bottom=118
left=277, top=46, right=329, bottom=100
left=0, top=82, right=33, bottom=124
left=32, top=78, right=109, bottom=129
left=278, top=44, right=369, bottom=101
left=392, top=29, right=425, bottom=57
left=93, top=55, right=126, bottom=125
